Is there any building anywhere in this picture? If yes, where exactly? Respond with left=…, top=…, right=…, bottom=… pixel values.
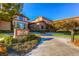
left=0, top=13, right=29, bottom=33
left=0, top=21, right=11, bottom=31
left=13, top=13, right=29, bottom=38
left=29, top=16, right=53, bottom=32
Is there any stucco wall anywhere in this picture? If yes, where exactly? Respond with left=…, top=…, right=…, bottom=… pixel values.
left=0, top=21, right=11, bottom=30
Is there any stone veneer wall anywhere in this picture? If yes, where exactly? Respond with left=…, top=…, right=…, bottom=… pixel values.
left=0, top=21, right=11, bottom=30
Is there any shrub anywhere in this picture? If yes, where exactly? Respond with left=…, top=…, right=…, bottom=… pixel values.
left=12, top=43, right=21, bottom=52
left=21, top=35, right=28, bottom=42
left=12, top=39, right=18, bottom=43
left=15, top=34, right=39, bottom=43
left=0, top=34, right=7, bottom=43
left=0, top=30, right=12, bottom=33
left=4, top=36, right=13, bottom=47
left=12, top=34, right=40, bottom=55
left=27, top=34, right=38, bottom=41
left=31, top=40, right=38, bottom=47
left=12, top=42, right=29, bottom=54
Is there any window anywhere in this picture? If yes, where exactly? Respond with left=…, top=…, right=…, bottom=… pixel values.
left=18, top=16, right=23, bottom=21
left=41, top=25, right=44, bottom=29
left=16, top=22, right=28, bottom=30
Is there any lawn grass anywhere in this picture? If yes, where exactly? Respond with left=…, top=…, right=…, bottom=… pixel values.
left=34, top=34, right=41, bottom=37
left=53, top=33, right=79, bottom=39
left=0, top=33, right=8, bottom=38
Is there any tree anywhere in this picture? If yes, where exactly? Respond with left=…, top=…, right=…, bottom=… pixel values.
left=0, top=3, right=23, bottom=31
left=63, top=19, right=79, bottom=42
left=52, top=21, right=64, bottom=32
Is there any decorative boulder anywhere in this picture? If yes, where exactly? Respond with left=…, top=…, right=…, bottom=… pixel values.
left=0, top=44, right=8, bottom=56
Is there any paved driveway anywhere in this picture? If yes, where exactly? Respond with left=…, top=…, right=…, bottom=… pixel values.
left=25, top=36, right=79, bottom=56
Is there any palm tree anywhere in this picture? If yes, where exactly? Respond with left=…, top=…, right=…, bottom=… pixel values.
left=0, top=3, right=23, bottom=31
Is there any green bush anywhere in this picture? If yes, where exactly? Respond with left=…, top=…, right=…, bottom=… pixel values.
left=12, top=42, right=29, bottom=53
left=12, top=39, right=18, bottom=43
left=27, top=34, right=38, bottom=41
left=0, top=30, right=12, bottom=33
left=31, top=40, right=38, bottom=47
left=15, top=34, right=39, bottom=43
left=14, top=35, right=28, bottom=43
left=0, top=34, right=7, bottom=38
left=12, top=43, right=22, bottom=52
left=21, top=36, right=28, bottom=42
left=4, top=36, right=13, bottom=47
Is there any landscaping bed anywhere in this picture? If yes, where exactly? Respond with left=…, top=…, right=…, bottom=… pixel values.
left=0, top=34, right=40, bottom=56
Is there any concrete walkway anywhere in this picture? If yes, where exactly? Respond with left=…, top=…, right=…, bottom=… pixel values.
left=25, top=36, right=79, bottom=56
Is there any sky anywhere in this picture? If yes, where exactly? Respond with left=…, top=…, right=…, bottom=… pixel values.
left=22, top=3, right=79, bottom=21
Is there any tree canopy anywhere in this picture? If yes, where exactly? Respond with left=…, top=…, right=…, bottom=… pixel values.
left=0, top=3, right=23, bottom=22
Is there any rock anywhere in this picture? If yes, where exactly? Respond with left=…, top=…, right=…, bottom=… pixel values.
left=0, top=44, right=8, bottom=56
left=74, top=39, right=79, bottom=46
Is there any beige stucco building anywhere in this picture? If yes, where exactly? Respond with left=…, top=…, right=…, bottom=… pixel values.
left=29, top=16, right=53, bottom=31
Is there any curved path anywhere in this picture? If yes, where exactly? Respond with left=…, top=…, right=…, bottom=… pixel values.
left=25, top=36, right=79, bottom=56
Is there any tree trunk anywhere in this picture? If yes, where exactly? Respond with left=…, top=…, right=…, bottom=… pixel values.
left=71, top=30, right=75, bottom=42
left=11, top=21, right=13, bottom=31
